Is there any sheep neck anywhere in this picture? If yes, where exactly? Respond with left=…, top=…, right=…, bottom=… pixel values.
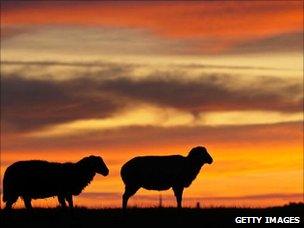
left=183, top=160, right=203, bottom=187
left=72, top=164, right=96, bottom=195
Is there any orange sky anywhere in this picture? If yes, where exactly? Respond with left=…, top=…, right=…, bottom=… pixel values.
left=3, top=2, right=302, bottom=37
left=1, top=1, right=303, bottom=208
left=2, top=1, right=303, bottom=54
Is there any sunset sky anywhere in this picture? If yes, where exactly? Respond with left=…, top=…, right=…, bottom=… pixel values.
left=1, top=1, right=303, bottom=208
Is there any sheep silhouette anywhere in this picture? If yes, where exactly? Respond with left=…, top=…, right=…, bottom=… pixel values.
left=120, top=146, right=213, bottom=209
left=2, top=155, right=109, bottom=209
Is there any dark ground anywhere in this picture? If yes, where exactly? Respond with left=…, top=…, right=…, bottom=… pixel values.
left=1, top=203, right=303, bottom=227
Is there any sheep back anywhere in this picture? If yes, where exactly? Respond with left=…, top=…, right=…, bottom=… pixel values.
left=121, top=155, right=190, bottom=190
left=3, top=160, right=94, bottom=201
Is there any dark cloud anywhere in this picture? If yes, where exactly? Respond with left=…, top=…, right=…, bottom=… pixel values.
left=1, top=70, right=302, bottom=133
left=2, top=60, right=135, bottom=81
left=1, top=76, right=124, bottom=133
left=1, top=60, right=137, bottom=68
left=229, top=32, right=303, bottom=54
left=1, top=26, right=38, bottom=39
left=2, top=60, right=280, bottom=71
left=99, top=75, right=302, bottom=113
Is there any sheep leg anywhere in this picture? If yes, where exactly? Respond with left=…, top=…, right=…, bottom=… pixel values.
left=58, top=195, right=67, bottom=208
left=4, top=201, right=14, bottom=210
left=173, top=186, right=184, bottom=208
left=23, top=197, right=32, bottom=209
left=4, top=196, right=18, bottom=210
left=66, top=195, right=74, bottom=208
left=5, top=201, right=14, bottom=210
left=122, top=185, right=139, bottom=210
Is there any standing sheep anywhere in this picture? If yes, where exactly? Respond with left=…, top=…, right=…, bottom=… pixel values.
left=3, top=155, right=109, bottom=209
left=120, top=146, right=213, bottom=209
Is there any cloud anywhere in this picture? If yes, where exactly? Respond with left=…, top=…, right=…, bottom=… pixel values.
left=2, top=121, right=302, bottom=152
left=24, top=107, right=302, bottom=138
left=0, top=26, right=37, bottom=39
left=99, top=75, right=302, bottom=113
left=3, top=1, right=302, bottom=39
left=2, top=26, right=195, bottom=55
left=2, top=60, right=281, bottom=71
left=229, top=32, right=303, bottom=54
left=2, top=26, right=303, bottom=56
left=1, top=60, right=137, bottom=68
left=1, top=75, right=124, bottom=133
left=2, top=2, right=302, bottom=54
left=1, top=68, right=302, bottom=134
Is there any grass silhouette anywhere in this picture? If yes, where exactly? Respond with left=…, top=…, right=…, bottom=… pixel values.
left=1, top=203, right=303, bottom=227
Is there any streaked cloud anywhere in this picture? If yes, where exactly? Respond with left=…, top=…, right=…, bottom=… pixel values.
left=2, top=1, right=303, bottom=54
left=3, top=1, right=302, bottom=39
left=27, top=107, right=302, bottom=138
left=230, top=32, right=303, bottom=54
left=2, top=121, right=302, bottom=152
left=1, top=67, right=302, bottom=134
left=2, top=25, right=303, bottom=56
left=98, top=74, right=302, bottom=113
left=2, top=26, right=195, bottom=55
left=1, top=75, right=124, bottom=132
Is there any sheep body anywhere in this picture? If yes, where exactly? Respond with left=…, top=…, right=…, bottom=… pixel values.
left=3, top=155, right=109, bottom=209
left=121, top=155, right=196, bottom=190
left=120, top=146, right=213, bottom=209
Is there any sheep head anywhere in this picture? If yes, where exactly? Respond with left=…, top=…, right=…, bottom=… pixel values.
left=187, top=146, right=213, bottom=165
left=79, top=155, right=109, bottom=176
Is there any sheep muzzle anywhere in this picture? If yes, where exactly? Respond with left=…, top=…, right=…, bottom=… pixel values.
left=98, top=167, right=109, bottom=176
left=206, top=157, right=213, bottom=164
